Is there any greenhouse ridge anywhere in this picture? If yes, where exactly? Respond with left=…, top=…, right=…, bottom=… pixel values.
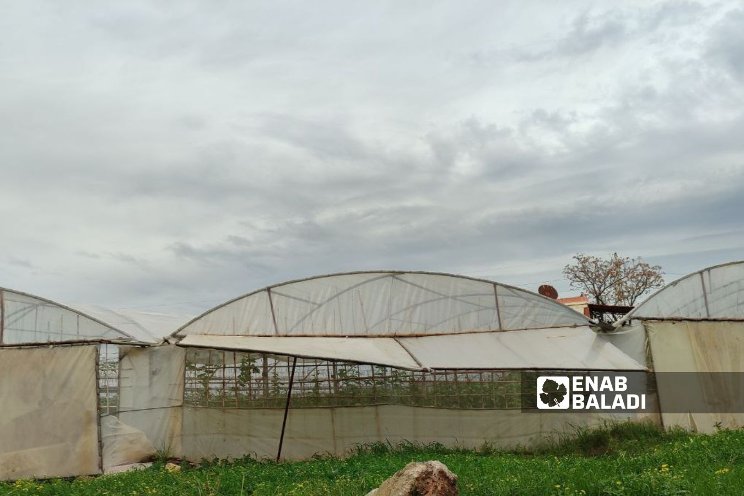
left=173, top=270, right=591, bottom=338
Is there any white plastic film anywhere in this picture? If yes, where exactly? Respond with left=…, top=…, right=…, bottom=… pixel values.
left=101, top=416, right=156, bottom=470
left=72, top=306, right=191, bottom=343
left=180, top=405, right=653, bottom=461
left=179, top=327, right=643, bottom=371
left=178, top=335, right=421, bottom=369
left=177, top=290, right=276, bottom=336
left=120, top=344, right=655, bottom=463
left=704, top=263, right=744, bottom=318
left=598, top=323, right=648, bottom=368
left=176, top=272, right=588, bottom=338
left=399, top=327, right=645, bottom=370
left=647, top=320, right=744, bottom=433
left=496, top=285, right=588, bottom=330
left=0, top=346, right=100, bottom=480
left=1, top=290, right=126, bottom=345
left=118, top=345, right=185, bottom=455
left=627, top=262, right=744, bottom=321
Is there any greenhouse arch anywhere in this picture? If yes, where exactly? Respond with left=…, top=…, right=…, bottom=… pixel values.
left=615, top=261, right=744, bottom=434
left=1, top=270, right=659, bottom=477
left=0, top=286, right=187, bottom=481
left=622, top=260, right=744, bottom=321
left=123, top=271, right=652, bottom=462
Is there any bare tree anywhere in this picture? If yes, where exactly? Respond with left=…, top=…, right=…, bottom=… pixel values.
left=562, top=253, right=664, bottom=306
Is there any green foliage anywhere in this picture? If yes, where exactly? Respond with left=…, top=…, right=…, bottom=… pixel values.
left=5, top=423, right=744, bottom=495
left=185, top=354, right=528, bottom=410
left=185, top=356, right=223, bottom=405
left=236, top=357, right=260, bottom=388
left=528, top=420, right=679, bottom=457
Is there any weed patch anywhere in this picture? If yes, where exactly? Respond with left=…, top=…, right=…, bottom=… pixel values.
left=3, top=423, right=744, bottom=495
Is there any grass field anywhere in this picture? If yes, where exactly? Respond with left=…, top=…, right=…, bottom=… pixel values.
left=3, top=422, right=744, bottom=495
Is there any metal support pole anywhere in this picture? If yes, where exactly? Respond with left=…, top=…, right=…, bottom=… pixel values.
left=276, top=356, right=297, bottom=462
left=0, top=290, right=4, bottom=345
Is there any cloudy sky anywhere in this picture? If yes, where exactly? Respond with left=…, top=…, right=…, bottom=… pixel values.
left=1, top=0, right=743, bottom=316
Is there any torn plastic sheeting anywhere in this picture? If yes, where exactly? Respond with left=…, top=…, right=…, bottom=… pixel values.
left=177, top=335, right=421, bottom=370
left=597, top=323, right=648, bottom=368
left=72, top=305, right=191, bottom=343
left=101, top=416, right=156, bottom=470
left=399, top=326, right=646, bottom=370
left=178, top=327, right=645, bottom=371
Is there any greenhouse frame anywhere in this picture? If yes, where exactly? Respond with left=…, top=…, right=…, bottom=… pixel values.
left=0, top=287, right=187, bottom=480
left=614, top=261, right=744, bottom=433
left=119, top=271, right=650, bottom=463
left=17, top=264, right=740, bottom=480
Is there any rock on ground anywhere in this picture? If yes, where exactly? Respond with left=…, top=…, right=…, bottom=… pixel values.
left=366, top=460, right=458, bottom=496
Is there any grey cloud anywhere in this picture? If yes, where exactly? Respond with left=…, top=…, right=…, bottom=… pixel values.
left=170, top=240, right=282, bottom=268
left=681, top=228, right=744, bottom=244
left=76, top=251, right=102, bottom=260
left=550, top=12, right=627, bottom=57
left=75, top=250, right=150, bottom=268
left=7, top=257, right=34, bottom=269
left=256, top=114, right=371, bottom=162
left=106, top=252, right=150, bottom=266
left=1, top=0, right=743, bottom=313
left=162, top=161, right=744, bottom=295
left=175, top=114, right=208, bottom=131
left=522, top=109, right=578, bottom=131
left=507, top=11, right=628, bottom=62
left=485, top=2, right=707, bottom=63
left=424, top=118, right=542, bottom=179
left=706, top=9, right=744, bottom=81
left=169, top=241, right=227, bottom=266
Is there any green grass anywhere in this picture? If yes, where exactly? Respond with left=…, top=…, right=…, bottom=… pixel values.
left=3, top=422, right=744, bottom=495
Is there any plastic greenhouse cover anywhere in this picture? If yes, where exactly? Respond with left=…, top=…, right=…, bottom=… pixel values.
left=175, top=272, right=590, bottom=338
left=647, top=320, right=744, bottom=433
left=400, top=326, right=645, bottom=370
left=0, top=345, right=100, bottom=480
left=178, top=335, right=421, bottom=369
left=0, top=289, right=136, bottom=345
left=178, top=326, right=645, bottom=371
left=73, top=305, right=192, bottom=343
left=180, top=405, right=646, bottom=461
left=118, top=346, right=185, bottom=458
left=622, top=261, right=744, bottom=322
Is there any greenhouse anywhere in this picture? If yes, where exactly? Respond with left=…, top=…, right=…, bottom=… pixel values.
left=4, top=270, right=670, bottom=479
left=0, top=287, right=187, bottom=480
left=118, top=271, right=650, bottom=462
left=615, top=261, right=744, bottom=433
